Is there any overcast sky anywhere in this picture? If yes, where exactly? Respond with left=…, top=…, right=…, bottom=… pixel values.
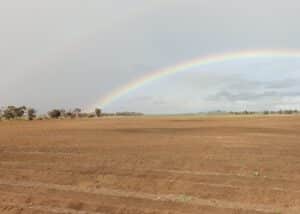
left=1, top=0, right=300, bottom=114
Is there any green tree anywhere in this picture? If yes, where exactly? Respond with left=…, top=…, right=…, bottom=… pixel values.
left=48, top=109, right=61, bottom=119
left=2, top=106, right=26, bottom=120
left=27, top=108, right=37, bottom=120
left=95, top=108, right=102, bottom=117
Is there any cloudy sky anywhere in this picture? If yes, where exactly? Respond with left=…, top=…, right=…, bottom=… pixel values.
left=1, top=0, right=300, bottom=114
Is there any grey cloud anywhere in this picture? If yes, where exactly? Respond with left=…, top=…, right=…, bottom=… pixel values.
left=265, top=79, right=299, bottom=89
left=208, top=90, right=300, bottom=102
left=222, top=78, right=299, bottom=93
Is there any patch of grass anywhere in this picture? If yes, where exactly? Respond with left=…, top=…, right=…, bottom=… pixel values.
left=253, top=171, right=260, bottom=177
left=177, top=195, right=192, bottom=203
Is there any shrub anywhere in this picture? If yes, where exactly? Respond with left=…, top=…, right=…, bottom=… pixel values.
left=95, top=108, right=102, bottom=117
left=27, top=108, right=37, bottom=120
left=48, top=109, right=61, bottom=119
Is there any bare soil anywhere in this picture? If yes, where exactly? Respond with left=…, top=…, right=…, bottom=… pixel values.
left=1, top=116, right=300, bottom=213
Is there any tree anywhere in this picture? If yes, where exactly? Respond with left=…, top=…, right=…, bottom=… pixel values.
left=15, top=106, right=26, bottom=118
left=48, top=109, right=61, bottom=119
left=59, top=109, right=67, bottom=118
left=95, top=108, right=102, bottom=117
left=73, top=108, right=81, bottom=118
left=3, top=106, right=15, bottom=119
left=27, top=108, right=36, bottom=120
left=2, top=106, right=26, bottom=120
left=65, top=111, right=74, bottom=118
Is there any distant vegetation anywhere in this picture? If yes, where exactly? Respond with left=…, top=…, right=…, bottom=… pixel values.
left=0, top=105, right=299, bottom=121
left=1, top=106, right=33, bottom=120
left=27, top=108, right=37, bottom=120
left=0, top=105, right=144, bottom=121
left=95, top=108, right=102, bottom=117
left=229, top=110, right=300, bottom=115
left=116, top=112, right=144, bottom=116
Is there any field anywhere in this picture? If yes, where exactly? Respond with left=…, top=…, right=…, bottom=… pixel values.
left=0, top=116, right=300, bottom=214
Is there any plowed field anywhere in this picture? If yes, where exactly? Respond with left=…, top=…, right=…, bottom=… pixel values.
left=1, top=116, right=300, bottom=213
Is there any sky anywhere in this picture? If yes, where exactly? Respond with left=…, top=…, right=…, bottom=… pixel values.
left=1, top=0, right=300, bottom=114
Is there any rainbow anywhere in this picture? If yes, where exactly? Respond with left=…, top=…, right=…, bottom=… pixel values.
left=89, top=49, right=300, bottom=110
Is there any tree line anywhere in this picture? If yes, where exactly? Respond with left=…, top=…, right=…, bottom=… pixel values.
left=0, top=106, right=36, bottom=120
left=229, top=110, right=300, bottom=115
left=0, top=106, right=103, bottom=121
left=2, top=105, right=298, bottom=121
left=0, top=106, right=144, bottom=121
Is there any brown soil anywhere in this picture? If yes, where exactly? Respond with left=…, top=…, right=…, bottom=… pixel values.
left=1, top=116, right=300, bottom=213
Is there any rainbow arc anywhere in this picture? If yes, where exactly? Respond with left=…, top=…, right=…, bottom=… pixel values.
left=88, top=49, right=300, bottom=110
